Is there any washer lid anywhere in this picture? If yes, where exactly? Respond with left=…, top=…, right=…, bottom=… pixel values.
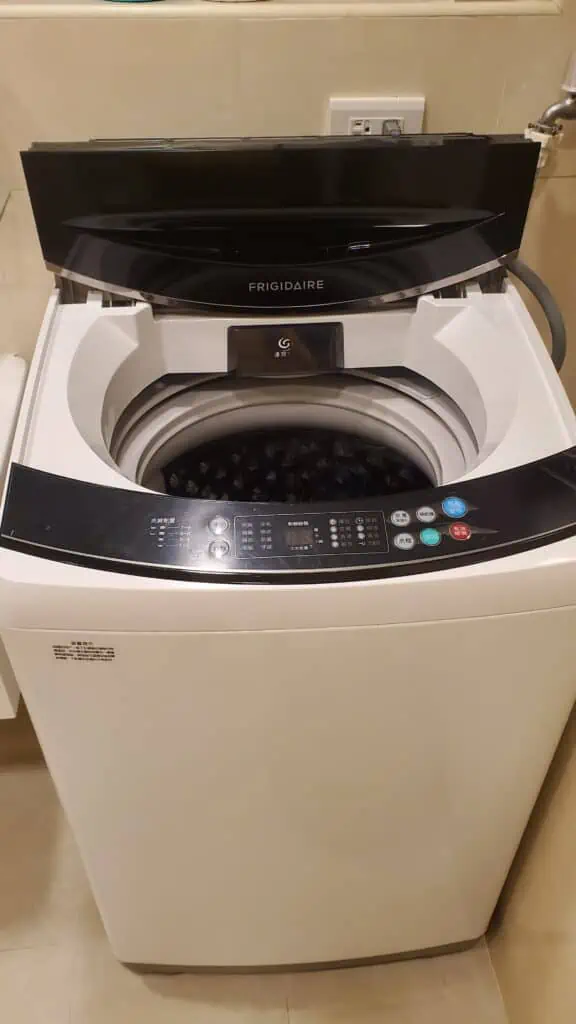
left=22, top=135, right=539, bottom=311
left=2, top=449, right=576, bottom=584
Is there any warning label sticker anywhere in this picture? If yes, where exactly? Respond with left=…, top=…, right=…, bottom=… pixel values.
left=52, top=641, right=116, bottom=663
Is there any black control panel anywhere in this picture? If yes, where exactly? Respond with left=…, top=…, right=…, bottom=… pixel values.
left=235, top=511, right=387, bottom=557
left=1, top=450, right=576, bottom=583
left=385, top=495, right=484, bottom=553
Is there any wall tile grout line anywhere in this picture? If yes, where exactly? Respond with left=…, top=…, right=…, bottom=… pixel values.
left=0, top=188, right=14, bottom=223
left=0, top=190, right=11, bottom=224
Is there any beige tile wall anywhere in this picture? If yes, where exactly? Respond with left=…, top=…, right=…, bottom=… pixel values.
left=0, top=6, right=575, bottom=382
left=0, top=135, right=9, bottom=213
left=520, top=161, right=576, bottom=402
left=489, top=711, right=576, bottom=1024
left=0, top=9, right=574, bottom=187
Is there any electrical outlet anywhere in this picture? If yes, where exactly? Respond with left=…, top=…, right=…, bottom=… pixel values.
left=327, top=97, right=425, bottom=136
left=350, top=117, right=404, bottom=136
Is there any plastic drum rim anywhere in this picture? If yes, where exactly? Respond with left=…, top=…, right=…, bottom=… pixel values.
left=111, top=373, right=478, bottom=494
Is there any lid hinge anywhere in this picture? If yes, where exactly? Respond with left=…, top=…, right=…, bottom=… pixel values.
left=56, top=274, right=136, bottom=307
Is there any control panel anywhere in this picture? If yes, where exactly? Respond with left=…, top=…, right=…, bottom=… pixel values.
left=386, top=495, right=487, bottom=555
left=2, top=448, right=576, bottom=583
left=235, top=511, right=387, bottom=558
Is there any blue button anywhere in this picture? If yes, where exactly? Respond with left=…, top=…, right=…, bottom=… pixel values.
left=420, top=527, right=442, bottom=547
left=442, top=496, right=468, bottom=519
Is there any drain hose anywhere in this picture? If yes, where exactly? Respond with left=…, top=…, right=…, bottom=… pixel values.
left=507, top=257, right=567, bottom=372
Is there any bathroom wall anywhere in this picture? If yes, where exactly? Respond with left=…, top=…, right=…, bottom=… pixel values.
left=489, top=709, right=576, bottom=1024
left=0, top=3, right=575, bottom=384
left=0, top=8, right=575, bottom=350
left=0, top=133, right=9, bottom=215
left=520, top=133, right=576, bottom=402
left=0, top=42, right=574, bottom=528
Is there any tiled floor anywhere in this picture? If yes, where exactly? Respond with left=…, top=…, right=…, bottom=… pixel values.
left=0, top=756, right=510, bottom=1023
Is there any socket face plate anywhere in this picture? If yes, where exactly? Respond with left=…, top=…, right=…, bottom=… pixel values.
left=328, top=97, right=425, bottom=135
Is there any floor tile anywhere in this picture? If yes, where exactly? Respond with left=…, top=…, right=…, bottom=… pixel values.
left=0, top=945, right=72, bottom=1024
left=286, top=946, right=508, bottom=1024
left=69, top=936, right=290, bottom=1024
left=0, top=702, right=43, bottom=768
left=0, top=766, right=93, bottom=952
left=64, top=907, right=508, bottom=1024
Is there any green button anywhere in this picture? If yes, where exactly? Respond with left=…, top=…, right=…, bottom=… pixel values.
left=420, top=528, right=442, bottom=547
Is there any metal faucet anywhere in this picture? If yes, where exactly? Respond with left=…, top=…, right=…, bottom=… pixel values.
left=531, top=52, right=576, bottom=135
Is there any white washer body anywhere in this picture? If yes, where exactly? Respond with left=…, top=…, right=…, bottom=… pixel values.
left=1, top=285, right=575, bottom=969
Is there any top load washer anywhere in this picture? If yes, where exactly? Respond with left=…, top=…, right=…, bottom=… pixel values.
left=0, top=135, right=575, bottom=971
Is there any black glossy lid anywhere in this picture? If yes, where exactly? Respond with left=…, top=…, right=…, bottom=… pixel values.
left=21, top=134, right=539, bottom=311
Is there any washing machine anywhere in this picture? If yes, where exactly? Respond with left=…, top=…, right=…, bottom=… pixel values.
left=0, top=135, right=575, bottom=971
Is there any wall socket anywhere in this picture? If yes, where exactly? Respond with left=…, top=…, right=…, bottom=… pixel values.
left=327, top=97, right=425, bottom=136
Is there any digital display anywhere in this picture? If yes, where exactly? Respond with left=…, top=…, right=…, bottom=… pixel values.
left=228, top=322, right=344, bottom=376
left=285, top=526, right=314, bottom=547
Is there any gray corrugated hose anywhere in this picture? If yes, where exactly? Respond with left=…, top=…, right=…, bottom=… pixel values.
left=507, top=257, right=567, bottom=373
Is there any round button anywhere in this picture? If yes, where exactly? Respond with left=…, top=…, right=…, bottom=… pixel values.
left=208, top=539, right=230, bottom=560
left=420, top=528, right=442, bottom=547
left=416, top=506, right=437, bottom=524
left=449, top=522, right=472, bottom=542
left=329, top=518, right=337, bottom=526
left=331, top=540, right=340, bottom=549
left=391, top=510, right=411, bottom=528
left=442, top=496, right=468, bottom=519
left=394, top=532, right=415, bottom=551
left=209, top=515, right=230, bottom=536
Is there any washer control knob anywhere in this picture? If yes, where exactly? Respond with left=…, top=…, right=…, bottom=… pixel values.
left=449, top=523, right=472, bottom=542
left=442, top=497, right=468, bottom=519
left=420, top=527, right=442, bottom=547
left=208, top=539, right=231, bottom=560
left=391, top=510, right=411, bottom=528
left=209, top=515, right=230, bottom=536
left=394, top=532, right=415, bottom=551
left=416, top=506, right=436, bottom=524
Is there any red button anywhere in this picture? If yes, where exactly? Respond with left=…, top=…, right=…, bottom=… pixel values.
left=449, top=522, right=472, bottom=541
